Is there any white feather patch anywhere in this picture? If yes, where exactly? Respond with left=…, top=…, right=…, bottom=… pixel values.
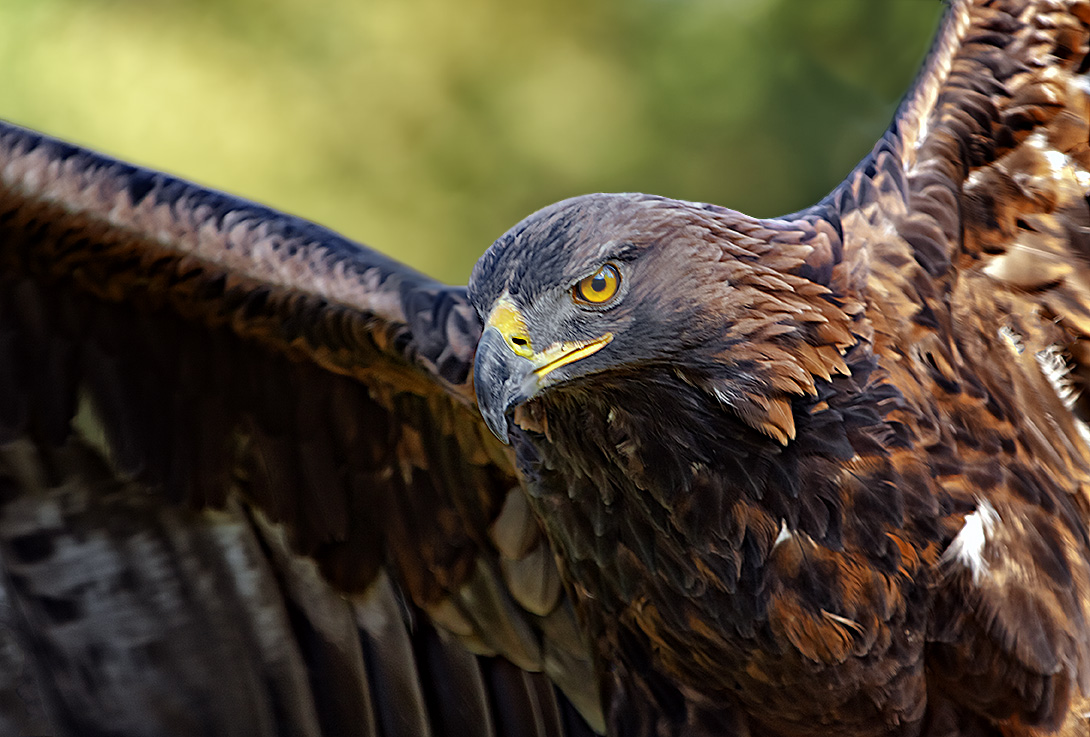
left=1037, top=345, right=1077, bottom=410
left=942, top=500, right=998, bottom=583
left=773, top=519, right=792, bottom=549
left=1035, top=344, right=1090, bottom=448
left=998, top=325, right=1024, bottom=355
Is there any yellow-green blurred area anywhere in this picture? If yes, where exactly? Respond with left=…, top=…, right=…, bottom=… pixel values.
left=0, top=0, right=943, bottom=283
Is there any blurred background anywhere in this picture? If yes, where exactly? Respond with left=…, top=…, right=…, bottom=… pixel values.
left=0, top=0, right=942, bottom=284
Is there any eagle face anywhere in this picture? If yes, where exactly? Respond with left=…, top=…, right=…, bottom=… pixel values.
left=469, top=192, right=739, bottom=442
left=469, top=191, right=854, bottom=447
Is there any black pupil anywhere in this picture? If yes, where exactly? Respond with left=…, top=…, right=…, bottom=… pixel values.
left=590, top=273, right=607, bottom=292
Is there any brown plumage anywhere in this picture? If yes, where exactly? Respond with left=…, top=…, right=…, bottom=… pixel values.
left=2, top=0, right=1090, bottom=735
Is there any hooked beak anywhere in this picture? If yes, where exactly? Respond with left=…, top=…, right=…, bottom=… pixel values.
left=473, top=297, right=612, bottom=443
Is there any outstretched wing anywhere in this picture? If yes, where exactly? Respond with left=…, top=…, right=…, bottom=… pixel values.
left=786, top=0, right=1090, bottom=730
left=0, top=121, right=600, bottom=736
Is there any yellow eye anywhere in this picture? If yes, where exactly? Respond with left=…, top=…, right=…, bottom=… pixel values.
left=573, top=263, right=621, bottom=305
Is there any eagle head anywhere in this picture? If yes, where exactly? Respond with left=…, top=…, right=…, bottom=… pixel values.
left=468, top=192, right=856, bottom=446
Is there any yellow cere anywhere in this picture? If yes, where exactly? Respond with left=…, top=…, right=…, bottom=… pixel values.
left=487, top=297, right=535, bottom=358
left=573, top=263, right=620, bottom=305
left=486, top=293, right=614, bottom=376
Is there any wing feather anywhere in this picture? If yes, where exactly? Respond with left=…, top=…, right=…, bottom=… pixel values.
left=778, top=0, right=1090, bottom=730
left=0, top=120, right=600, bottom=735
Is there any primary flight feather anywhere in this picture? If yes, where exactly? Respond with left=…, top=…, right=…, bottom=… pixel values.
left=2, top=0, right=1090, bottom=735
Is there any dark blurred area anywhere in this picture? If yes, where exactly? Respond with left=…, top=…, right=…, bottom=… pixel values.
left=0, top=0, right=943, bottom=283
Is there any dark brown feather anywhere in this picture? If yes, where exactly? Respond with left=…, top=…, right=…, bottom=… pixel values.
left=463, top=1, right=1090, bottom=734
left=0, top=123, right=600, bottom=734
left=6, top=1, right=1090, bottom=736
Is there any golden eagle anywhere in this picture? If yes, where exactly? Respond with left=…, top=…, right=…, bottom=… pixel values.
left=2, top=0, right=1090, bottom=735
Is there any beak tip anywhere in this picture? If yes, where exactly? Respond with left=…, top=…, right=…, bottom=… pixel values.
left=474, top=325, right=523, bottom=445
left=482, top=411, right=512, bottom=444
left=474, top=323, right=541, bottom=446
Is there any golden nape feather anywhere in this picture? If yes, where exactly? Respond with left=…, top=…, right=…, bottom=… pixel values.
left=4, top=0, right=1090, bottom=735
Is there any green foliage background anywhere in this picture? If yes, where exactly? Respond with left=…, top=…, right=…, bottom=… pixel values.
left=0, top=0, right=942, bottom=283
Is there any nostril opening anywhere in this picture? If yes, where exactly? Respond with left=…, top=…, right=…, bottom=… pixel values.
left=511, top=336, right=528, bottom=346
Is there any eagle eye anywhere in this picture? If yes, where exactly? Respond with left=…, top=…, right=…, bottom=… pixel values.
left=573, top=263, right=620, bottom=305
